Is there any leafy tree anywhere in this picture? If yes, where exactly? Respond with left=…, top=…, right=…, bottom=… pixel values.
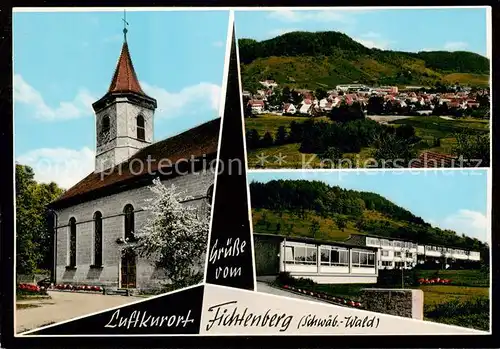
left=367, top=96, right=385, bottom=115
left=319, top=146, right=342, bottom=168
left=246, top=129, right=261, bottom=150
left=372, top=132, right=417, bottom=168
left=288, top=121, right=304, bottom=143
left=261, top=132, right=275, bottom=148
left=16, top=164, right=64, bottom=275
left=452, top=132, right=490, bottom=167
left=315, top=88, right=328, bottom=101
left=133, top=178, right=209, bottom=288
left=335, top=216, right=347, bottom=231
left=309, top=220, right=320, bottom=238
left=275, top=126, right=288, bottom=145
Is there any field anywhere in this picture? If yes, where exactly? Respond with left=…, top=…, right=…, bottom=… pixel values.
left=245, top=114, right=490, bottom=169
left=275, top=269, right=489, bottom=331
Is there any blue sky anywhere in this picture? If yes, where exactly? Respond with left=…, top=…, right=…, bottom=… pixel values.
left=235, top=8, right=488, bottom=56
left=248, top=170, right=489, bottom=242
left=13, top=10, right=229, bottom=188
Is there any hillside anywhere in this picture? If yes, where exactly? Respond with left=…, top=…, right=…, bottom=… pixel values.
left=250, top=180, right=488, bottom=254
left=239, top=31, right=490, bottom=90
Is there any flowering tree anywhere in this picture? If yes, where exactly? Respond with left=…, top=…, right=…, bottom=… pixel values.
left=133, top=178, right=209, bottom=289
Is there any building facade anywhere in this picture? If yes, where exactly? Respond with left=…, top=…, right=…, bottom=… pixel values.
left=345, top=234, right=481, bottom=270
left=254, top=233, right=378, bottom=284
left=49, top=33, right=219, bottom=292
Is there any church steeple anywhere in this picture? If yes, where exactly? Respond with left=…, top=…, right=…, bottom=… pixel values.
left=92, top=12, right=157, bottom=173
left=107, top=41, right=147, bottom=96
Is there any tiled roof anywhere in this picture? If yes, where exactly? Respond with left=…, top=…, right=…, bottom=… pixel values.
left=52, top=118, right=220, bottom=206
left=107, top=42, right=149, bottom=97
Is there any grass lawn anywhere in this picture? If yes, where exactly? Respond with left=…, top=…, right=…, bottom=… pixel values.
left=416, top=269, right=489, bottom=287
left=245, top=114, right=317, bottom=137
left=391, top=116, right=489, bottom=155
left=420, top=285, right=489, bottom=306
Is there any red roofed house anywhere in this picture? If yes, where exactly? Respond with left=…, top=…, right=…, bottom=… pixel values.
left=49, top=32, right=217, bottom=293
left=248, top=99, right=265, bottom=114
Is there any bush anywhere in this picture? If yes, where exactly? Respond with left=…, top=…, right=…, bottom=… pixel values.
left=377, top=269, right=419, bottom=288
left=275, top=272, right=316, bottom=289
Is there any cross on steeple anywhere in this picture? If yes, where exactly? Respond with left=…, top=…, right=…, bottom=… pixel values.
left=122, top=9, right=129, bottom=42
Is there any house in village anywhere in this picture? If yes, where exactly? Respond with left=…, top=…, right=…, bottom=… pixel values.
left=48, top=32, right=218, bottom=292
left=282, top=103, right=297, bottom=114
left=248, top=99, right=265, bottom=114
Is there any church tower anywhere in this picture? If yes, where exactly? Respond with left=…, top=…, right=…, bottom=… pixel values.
left=92, top=19, right=157, bottom=172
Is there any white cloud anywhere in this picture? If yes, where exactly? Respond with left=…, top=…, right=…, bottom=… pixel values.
left=141, top=82, right=221, bottom=119
left=439, top=209, right=489, bottom=242
left=16, top=147, right=95, bottom=189
left=212, top=41, right=224, bottom=47
left=14, top=74, right=95, bottom=121
left=267, top=10, right=354, bottom=24
left=354, top=33, right=394, bottom=50
left=444, top=41, right=468, bottom=51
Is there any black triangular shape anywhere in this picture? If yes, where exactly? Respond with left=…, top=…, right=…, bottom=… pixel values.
left=205, top=24, right=255, bottom=291
left=27, top=285, right=204, bottom=335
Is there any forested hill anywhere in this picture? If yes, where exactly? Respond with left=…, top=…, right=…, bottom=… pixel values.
left=239, top=31, right=490, bottom=90
left=249, top=180, right=487, bottom=253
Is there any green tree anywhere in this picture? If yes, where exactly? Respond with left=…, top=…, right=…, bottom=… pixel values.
left=261, top=132, right=275, bottom=148
left=16, top=164, right=64, bottom=275
left=335, top=216, right=347, bottom=232
left=452, top=132, right=490, bottom=167
left=275, top=126, right=288, bottom=145
left=372, top=132, right=417, bottom=168
left=309, top=220, right=320, bottom=238
left=315, top=88, right=328, bottom=101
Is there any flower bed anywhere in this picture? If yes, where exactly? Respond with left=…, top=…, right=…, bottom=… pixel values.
left=17, top=283, right=48, bottom=296
left=281, top=284, right=363, bottom=308
left=418, top=278, right=451, bottom=285
left=54, top=284, right=104, bottom=293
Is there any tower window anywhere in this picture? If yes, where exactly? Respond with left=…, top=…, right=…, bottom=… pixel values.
left=124, top=204, right=135, bottom=241
left=69, top=217, right=77, bottom=267
left=100, top=115, right=111, bottom=142
left=137, top=115, right=145, bottom=141
left=94, top=211, right=103, bottom=266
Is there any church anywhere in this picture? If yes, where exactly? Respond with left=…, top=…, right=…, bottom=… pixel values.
left=48, top=28, right=220, bottom=292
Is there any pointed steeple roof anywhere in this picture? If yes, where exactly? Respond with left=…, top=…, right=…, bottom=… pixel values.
left=107, top=41, right=147, bottom=96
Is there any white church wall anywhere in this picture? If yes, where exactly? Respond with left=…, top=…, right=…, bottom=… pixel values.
left=55, top=169, right=214, bottom=290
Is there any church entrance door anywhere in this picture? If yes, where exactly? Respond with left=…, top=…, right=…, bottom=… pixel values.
left=120, top=248, right=137, bottom=289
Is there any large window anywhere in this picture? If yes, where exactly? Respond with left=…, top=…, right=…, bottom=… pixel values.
left=68, top=218, right=77, bottom=267
left=320, top=246, right=349, bottom=266
left=366, top=237, right=379, bottom=246
left=381, top=250, right=389, bottom=257
left=137, top=115, right=145, bottom=141
left=284, top=243, right=317, bottom=265
left=94, top=212, right=103, bottom=266
left=124, top=204, right=135, bottom=241
left=394, top=251, right=402, bottom=258
left=352, top=250, right=375, bottom=267
left=381, top=261, right=392, bottom=267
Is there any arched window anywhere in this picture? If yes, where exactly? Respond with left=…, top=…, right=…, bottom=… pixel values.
left=69, top=218, right=77, bottom=267
left=137, top=115, right=145, bottom=141
left=94, top=212, right=103, bottom=266
left=101, top=115, right=110, bottom=138
left=207, top=184, right=214, bottom=206
left=124, top=204, right=135, bottom=241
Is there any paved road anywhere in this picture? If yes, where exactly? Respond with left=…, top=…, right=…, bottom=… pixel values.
left=256, top=282, right=330, bottom=304
left=16, top=291, right=145, bottom=334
